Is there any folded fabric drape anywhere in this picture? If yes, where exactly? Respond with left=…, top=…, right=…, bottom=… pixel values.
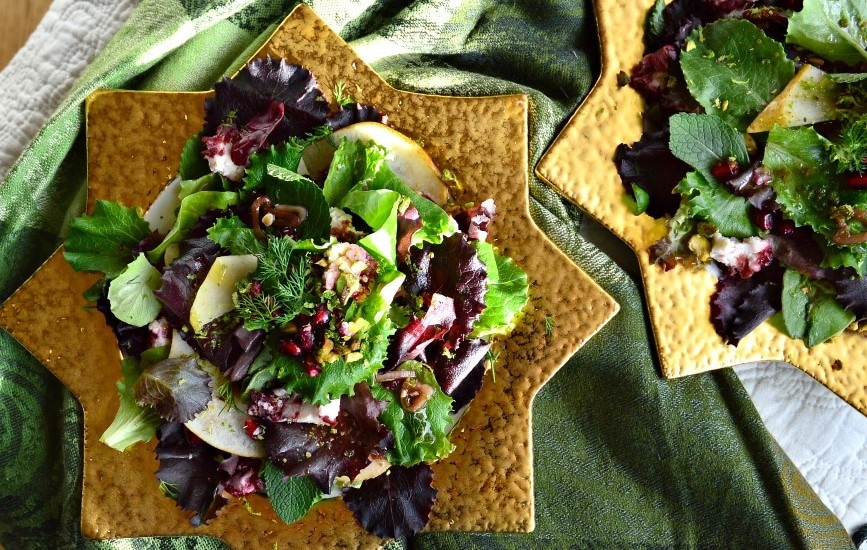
left=0, top=1, right=855, bottom=548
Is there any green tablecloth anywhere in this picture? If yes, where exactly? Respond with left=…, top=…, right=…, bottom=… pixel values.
left=0, top=0, right=856, bottom=548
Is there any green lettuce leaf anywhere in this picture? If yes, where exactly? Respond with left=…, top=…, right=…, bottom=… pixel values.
left=781, top=269, right=855, bottom=347
left=63, top=200, right=152, bottom=279
left=146, top=190, right=239, bottom=263
left=178, top=173, right=217, bottom=201
left=378, top=360, right=455, bottom=467
left=668, top=113, right=749, bottom=180
left=271, top=316, right=396, bottom=405
left=360, top=144, right=458, bottom=245
left=99, top=349, right=167, bottom=451
left=323, top=138, right=366, bottom=206
left=676, top=171, right=756, bottom=238
left=107, top=253, right=163, bottom=327
left=680, top=19, right=795, bottom=130
left=262, top=462, right=323, bottom=524
left=471, top=241, right=529, bottom=338
left=764, top=126, right=867, bottom=262
left=341, top=189, right=404, bottom=264
left=787, top=0, right=867, bottom=66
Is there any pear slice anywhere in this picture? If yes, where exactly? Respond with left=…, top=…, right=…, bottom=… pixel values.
left=299, top=122, right=450, bottom=206
left=747, top=64, right=839, bottom=133
left=188, top=254, right=258, bottom=333
left=183, top=360, right=265, bottom=458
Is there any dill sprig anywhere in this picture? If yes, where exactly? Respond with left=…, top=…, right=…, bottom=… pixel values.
left=333, top=80, right=354, bottom=107
left=235, top=236, right=314, bottom=330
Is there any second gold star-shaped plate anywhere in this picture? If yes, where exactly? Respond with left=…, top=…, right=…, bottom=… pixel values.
left=536, top=0, right=867, bottom=416
left=0, top=5, right=618, bottom=548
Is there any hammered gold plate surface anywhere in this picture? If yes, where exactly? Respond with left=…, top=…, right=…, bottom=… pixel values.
left=0, top=5, right=618, bottom=548
left=536, top=0, right=867, bottom=415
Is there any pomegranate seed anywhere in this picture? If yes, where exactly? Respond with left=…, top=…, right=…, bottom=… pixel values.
left=776, top=219, right=795, bottom=236
left=751, top=208, right=775, bottom=232
left=244, top=418, right=264, bottom=439
left=711, top=158, right=740, bottom=182
left=250, top=280, right=263, bottom=295
left=847, top=173, right=867, bottom=189
left=297, top=325, right=315, bottom=352
left=280, top=339, right=303, bottom=356
left=312, top=307, right=331, bottom=327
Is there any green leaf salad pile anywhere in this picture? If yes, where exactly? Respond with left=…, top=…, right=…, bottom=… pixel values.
left=616, top=0, right=867, bottom=347
left=63, top=57, right=529, bottom=538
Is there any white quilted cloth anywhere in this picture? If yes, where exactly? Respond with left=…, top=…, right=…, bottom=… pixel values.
left=1, top=0, right=864, bottom=536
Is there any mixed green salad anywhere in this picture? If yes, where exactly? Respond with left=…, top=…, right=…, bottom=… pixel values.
left=64, top=57, right=529, bottom=538
left=616, top=0, right=867, bottom=346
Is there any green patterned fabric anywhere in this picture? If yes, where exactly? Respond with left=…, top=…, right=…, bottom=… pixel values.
left=0, top=0, right=854, bottom=548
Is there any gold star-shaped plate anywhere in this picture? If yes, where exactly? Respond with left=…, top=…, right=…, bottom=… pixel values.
left=536, top=0, right=867, bottom=416
left=0, top=5, right=618, bottom=548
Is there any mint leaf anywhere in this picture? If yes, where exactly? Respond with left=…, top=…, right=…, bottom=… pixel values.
left=645, top=0, right=667, bottom=46
left=262, top=462, right=323, bottom=524
left=380, top=361, right=455, bottom=466
left=668, top=113, right=749, bottom=181
left=179, top=132, right=210, bottom=181
left=787, top=0, right=867, bottom=66
left=264, top=164, right=331, bottom=242
left=146, top=191, right=239, bottom=263
left=781, top=269, right=855, bottom=347
left=100, top=356, right=163, bottom=451
left=64, top=200, right=151, bottom=278
left=107, top=253, right=163, bottom=327
left=764, top=126, right=867, bottom=251
left=243, top=141, right=306, bottom=196
left=471, top=241, right=529, bottom=338
left=781, top=269, right=810, bottom=339
left=676, top=171, right=756, bottom=238
left=680, top=19, right=795, bottom=130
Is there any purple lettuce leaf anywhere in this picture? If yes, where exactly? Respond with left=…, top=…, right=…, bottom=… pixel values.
left=326, top=103, right=387, bottom=131
left=134, top=356, right=212, bottom=423
left=194, top=315, right=266, bottom=382
left=155, top=422, right=225, bottom=526
left=154, top=237, right=222, bottom=328
left=343, top=463, right=437, bottom=539
left=629, top=45, right=701, bottom=114
left=390, top=293, right=456, bottom=365
left=428, top=337, right=491, bottom=400
left=451, top=198, right=496, bottom=242
left=262, top=383, right=391, bottom=493
left=710, top=262, right=784, bottom=345
left=204, top=57, right=328, bottom=145
left=834, top=276, right=867, bottom=321
left=615, top=128, right=691, bottom=217
left=405, top=233, right=488, bottom=338
left=95, top=294, right=152, bottom=358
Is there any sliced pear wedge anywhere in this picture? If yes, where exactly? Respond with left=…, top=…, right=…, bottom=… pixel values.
left=189, top=254, right=258, bottom=333
left=300, top=122, right=450, bottom=206
left=747, top=64, right=839, bottom=133
left=185, top=391, right=265, bottom=458
left=165, top=335, right=265, bottom=458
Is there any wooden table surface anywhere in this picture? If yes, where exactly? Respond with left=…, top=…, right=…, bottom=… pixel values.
left=0, top=0, right=54, bottom=70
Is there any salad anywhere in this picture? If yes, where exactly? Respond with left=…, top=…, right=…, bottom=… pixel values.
left=615, top=0, right=867, bottom=346
left=63, top=57, right=529, bottom=538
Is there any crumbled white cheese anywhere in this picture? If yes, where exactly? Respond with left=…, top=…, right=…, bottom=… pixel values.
left=710, top=233, right=773, bottom=278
